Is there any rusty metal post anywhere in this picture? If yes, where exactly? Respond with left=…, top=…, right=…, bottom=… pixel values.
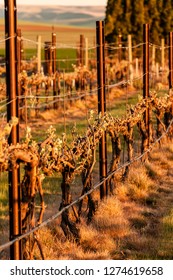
left=169, top=32, right=173, bottom=89
left=96, top=21, right=108, bottom=199
left=17, top=28, right=21, bottom=123
left=52, top=33, right=57, bottom=109
left=44, top=42, right=49, bottom=75
left=49, top=42, right=52, bottom=75
left=80, top=34, right=85, bottom=67
left=143, top=23, right=150, bottom=148
left=44, top=41, right=52, bottom=75
left=5, top=0, right=21, bottom=260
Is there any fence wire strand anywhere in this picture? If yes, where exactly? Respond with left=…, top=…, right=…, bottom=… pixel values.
left=0, top=33, right=172, bottom=254
left=0, top=112, right=173, bottom=252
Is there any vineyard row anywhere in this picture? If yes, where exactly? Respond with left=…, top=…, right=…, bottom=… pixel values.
left=1, top=89, right=173, bottom=258
left=1, top=106, right=173, bottom=254
left=1, top=14, right=173, bottom=259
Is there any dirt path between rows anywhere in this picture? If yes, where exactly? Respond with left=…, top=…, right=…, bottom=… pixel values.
left=115, top=144, right=173, bottom=259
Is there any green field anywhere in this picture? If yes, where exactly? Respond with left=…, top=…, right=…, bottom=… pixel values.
left=0, top=47, right=78, bottom=72
left=0, top=20, right=96, bottom=72
left=0, top=20, right=96, bottom=46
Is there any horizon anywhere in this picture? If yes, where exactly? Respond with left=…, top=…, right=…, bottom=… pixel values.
left=0, top=0, right=107, bottom=6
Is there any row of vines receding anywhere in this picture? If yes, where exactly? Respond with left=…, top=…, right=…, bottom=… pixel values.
left=1, top=89, right=173, bottom=259
left=1, top=18, right=173, bottom=259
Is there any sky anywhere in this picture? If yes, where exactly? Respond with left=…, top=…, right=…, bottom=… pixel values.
left=0, top=0, right=107, bottom=6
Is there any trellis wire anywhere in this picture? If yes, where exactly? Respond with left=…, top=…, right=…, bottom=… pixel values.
left=0, top=111, right=173, bottom=253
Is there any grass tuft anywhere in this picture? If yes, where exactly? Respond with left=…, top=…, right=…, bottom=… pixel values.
left=1, top=134, right=173, bottom=260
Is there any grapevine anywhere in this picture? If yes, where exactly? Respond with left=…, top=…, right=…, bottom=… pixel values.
left=0, top=90, right=173, bottom=258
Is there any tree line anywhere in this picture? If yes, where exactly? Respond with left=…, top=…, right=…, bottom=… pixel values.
left=105, top=0, right=173, bottom=45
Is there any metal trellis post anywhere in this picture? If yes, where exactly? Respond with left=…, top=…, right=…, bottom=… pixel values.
left=17, top=28, right=21, bottom=123
left=44, top=41, right=52, bottom=75
left=52, top=32, right=57, bottom=109
left=5, top=0, right=21, bottom=260
left=80, top=34, right=85, bottom=67
left=143, top=23, right=150, bottom=149
left=96, top=21, right=108, bottom=199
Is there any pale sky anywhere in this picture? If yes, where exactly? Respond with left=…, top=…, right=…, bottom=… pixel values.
left=1, top=0, right=107, bottom=6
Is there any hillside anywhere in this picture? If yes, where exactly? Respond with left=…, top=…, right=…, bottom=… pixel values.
left=0, top=5, right=105, bottom=27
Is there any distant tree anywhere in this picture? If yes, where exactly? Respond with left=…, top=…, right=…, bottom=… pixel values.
left=105, top=0, right=123, bottom=43
left=121, top=0, right=132, bottom=37
left=105, top=0, right=173, bottom=45
left=160, top=0, right=172, bottom=39
left=145, top=0, right=162, bottom=44
left=130, top=0, right=144, bottom=45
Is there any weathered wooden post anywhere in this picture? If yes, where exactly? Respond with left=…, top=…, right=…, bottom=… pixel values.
left=85, top=37, right=88, bottom=69
left=52, top=33, right=56, bottom=74
left=5, top=0, right=21, bottom=260
left=17, top=28, right=21, bottom=75
left=151, top=44, right=156, bottom=88
left=37, top=35, right=41, bottom=73
left=96, top=21, right=108, bottom=199
left=118, top=29, right=122, bottom=62
left=52, top=32, right=57, bottom=109
left=161, top=38, right=165, bottom=76
left=135, top=58, right=139, bottom=77
left=169, top=32, right=173, bottom=89
left=128, top=34, right=133, bottom=85
left=168, top=32, right=173, bottom=119
left=143, top=23, right=150, bottom=150
left=151, top=44, right=156, bottom=74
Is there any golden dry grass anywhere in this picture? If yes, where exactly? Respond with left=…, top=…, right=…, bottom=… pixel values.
left=1, top=142, right=173, bottom=260
left=1, top=120, right=173, bottom=260
left=20, top=142, right=173, bottom=260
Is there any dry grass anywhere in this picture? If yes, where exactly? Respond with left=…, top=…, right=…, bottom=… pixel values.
left=34, top=142, right=173, bottom=260
left=1, top=134, right=173, bottom=259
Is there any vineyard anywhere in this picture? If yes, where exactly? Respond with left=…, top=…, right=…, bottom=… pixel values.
left=1, top=3, right=173, bottom=260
